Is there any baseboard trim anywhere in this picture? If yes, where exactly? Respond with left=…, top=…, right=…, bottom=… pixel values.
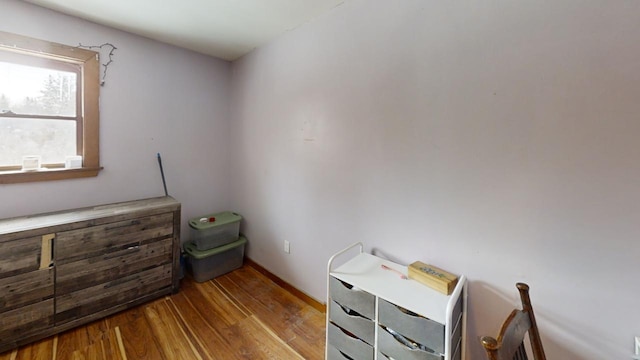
left=245, top=258, right=326, bottom=313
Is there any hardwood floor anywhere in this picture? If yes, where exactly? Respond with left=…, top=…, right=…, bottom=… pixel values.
left=0, top=264, right=327, bottom=360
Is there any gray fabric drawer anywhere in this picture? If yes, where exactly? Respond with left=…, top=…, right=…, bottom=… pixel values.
left=378, top=325, right=443, bottom=360
left=329, top=300, right=374, bottom=345
left=378, top=298, right=444, bottom=354
left=327, top=345, right=357, bottom=360
left=327, top=322, right=373, bottom=360
left=329, top=276, right=375, bottom=320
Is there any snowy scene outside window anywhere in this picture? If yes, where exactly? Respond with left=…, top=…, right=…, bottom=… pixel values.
left=0, top=56, right=80, bottom=169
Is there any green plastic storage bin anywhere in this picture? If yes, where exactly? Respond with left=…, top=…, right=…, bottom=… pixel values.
left=188, top=211, right=242, bottom=250
left=184, top=235, right=247, bottom=282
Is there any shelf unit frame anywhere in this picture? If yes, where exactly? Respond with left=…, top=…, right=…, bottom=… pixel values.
left=326, top=242, right=467, bottom=360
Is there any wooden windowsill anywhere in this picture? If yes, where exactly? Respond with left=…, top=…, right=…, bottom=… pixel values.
left=0, top=167, right=103, bottom=184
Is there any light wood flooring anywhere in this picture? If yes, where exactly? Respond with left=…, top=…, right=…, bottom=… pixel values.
left=0, top=264, right=327, bottom=360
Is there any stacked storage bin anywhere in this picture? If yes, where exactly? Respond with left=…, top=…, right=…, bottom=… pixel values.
left=184, top=211, right=246, bottom=282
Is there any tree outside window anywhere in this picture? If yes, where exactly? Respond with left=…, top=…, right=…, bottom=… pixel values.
left=0, top=31, right=101, bottom=184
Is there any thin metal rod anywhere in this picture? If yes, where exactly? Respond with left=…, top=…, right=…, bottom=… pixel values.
left=157, top=153, right=168, bottom=196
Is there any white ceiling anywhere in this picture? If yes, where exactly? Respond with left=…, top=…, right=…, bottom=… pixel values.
left=23, top=0, right=345, bottom=61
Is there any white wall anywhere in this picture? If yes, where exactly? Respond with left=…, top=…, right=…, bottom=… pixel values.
left=0, top=0, right=233, bottom=241
left=230, top=1, right=640, bottom=359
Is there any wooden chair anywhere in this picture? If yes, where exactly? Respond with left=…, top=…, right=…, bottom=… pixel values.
left=480, top=283, right=546, bottom=360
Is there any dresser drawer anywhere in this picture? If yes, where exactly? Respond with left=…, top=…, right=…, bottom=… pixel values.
left=379, top=298, right=444, bottom=354
left=0, top=299, right=54, bottom=342
left=0, top=268, right=53, bottom=313
left=56, top=238, right=172, bottom=294
left=378, top=325, right=442, bottom=360
left=327, top=322, right=373, bottom=360
left=55, top=263, right=172, bottom=324
left=329, top=300, right=374, bottom=345
left=55, top=213, right=174, bottom=263
left=327, top=344, right=357, bottom=360
left=329, top=276, right=375, bottom=320
left=0, top=236, right=42, bottom=277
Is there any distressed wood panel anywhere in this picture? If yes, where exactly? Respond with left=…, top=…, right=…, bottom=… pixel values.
left=55, top=212, right=174, bottom=263
left=56, top=238, right=172, bottom=294
left=0, top=197, right=180, bottom=237
left=0, top=236, right=41, bottom=279
left=0, top=299, right=53, bottom=342
left=0, top=268, right=53, bottom=313
left=56, top=264, right=173, bottom=324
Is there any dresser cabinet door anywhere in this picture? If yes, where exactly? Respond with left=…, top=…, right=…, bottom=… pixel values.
left=0, top=236, right=54, bottom=345
left=55, top=264, right=172, bottom=323
left=55, top=213, right=174, bottom=263
left=0, top=235, right=44, bottom=276
left=54, top=213, right=175, bottom=325
left=56, top=237, right=173, bottom=294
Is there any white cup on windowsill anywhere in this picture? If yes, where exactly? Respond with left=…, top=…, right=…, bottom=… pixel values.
left=65, top=156, right=83, bottom=169
left=22, top=155, right=41, bottom=171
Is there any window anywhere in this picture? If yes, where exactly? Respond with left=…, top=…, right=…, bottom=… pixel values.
left=0, top=31, right=101, bottom=184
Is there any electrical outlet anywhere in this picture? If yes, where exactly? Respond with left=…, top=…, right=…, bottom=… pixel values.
left=284, top=240, right=290, bottom=254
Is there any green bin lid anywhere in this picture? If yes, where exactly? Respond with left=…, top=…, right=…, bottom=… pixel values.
left=188, top=211, right=242, bottom=230
left=183, top=236, right=247, bottom=259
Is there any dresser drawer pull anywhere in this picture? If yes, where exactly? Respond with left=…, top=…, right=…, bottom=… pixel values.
left=40, top=234, right=55, bottom=269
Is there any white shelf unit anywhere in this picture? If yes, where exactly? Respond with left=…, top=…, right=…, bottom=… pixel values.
left=326, top=242, right=467, bottom=360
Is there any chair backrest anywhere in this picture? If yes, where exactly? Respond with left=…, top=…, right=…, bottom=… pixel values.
left=480, top=283, right=546, bottom=360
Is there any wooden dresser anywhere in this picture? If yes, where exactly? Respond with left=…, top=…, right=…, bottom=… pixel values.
left=0, top=196, right=181, bottom=353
